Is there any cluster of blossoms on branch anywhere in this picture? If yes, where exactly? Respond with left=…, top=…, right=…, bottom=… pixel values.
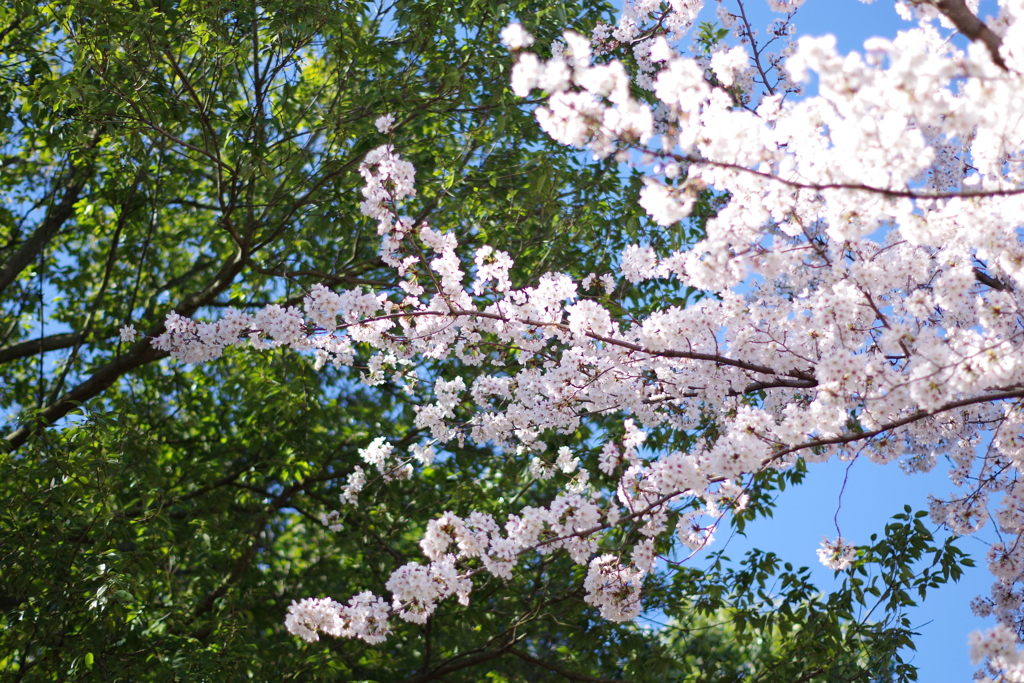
left=147, top=0, right=1024, bottom=676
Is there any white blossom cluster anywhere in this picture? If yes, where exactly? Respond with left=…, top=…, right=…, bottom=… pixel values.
left=970, top=624, right=1024, bottom=682
left=359, top=435, right=413, bottom=481
left=583, top=554, right=646, bottom=621
left=385, top=555, right=470, bottom=623
left=154, top=0, right=1024, bottom=671
left=288, top=488, right=641, bottom=642
left=816, top=536, right=857, bottom=571
left=284, top=592, right=390, bottom=644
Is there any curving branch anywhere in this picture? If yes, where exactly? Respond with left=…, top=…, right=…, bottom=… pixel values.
left=398, top=648, right=512, bottom=683
left=670, top=152, right=1024, bottom=200
left=507, top=647, right=633, bottom=683
left=763, top=387, right=1024, bottom=465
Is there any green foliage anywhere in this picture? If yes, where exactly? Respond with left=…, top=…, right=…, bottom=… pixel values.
left=0, top=0, right=626, bottom=444
left=695, top=21, right=730, bottom=55
left=653, top=507, right=973, bottom=682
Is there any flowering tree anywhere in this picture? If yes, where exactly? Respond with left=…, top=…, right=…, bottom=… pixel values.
left=140, top=0, right=1024, bottom=677
left=0, top=0, right=698, bottom=680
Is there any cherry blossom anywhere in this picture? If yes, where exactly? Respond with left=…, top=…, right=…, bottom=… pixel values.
left=147, top=0, right=1024, bottom=674
left=816, top=536, right=857, bottom=571
left=500, top=23, right=534, bottom=50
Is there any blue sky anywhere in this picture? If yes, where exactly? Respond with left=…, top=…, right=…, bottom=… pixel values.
left=669, top=1, right=1004, bottom=681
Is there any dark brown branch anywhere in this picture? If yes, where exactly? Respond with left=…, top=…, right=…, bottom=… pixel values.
left=0, top=16, right=24, bottom=46
left=671, top=152, right=1024, bottom=200
left=0, top=167, right=88, bottom=297
left=3, top=250, right=246, bottom=451
left=739, top=377, right=818, bottom=393
left=484, top=388, right=1024, bottom=559
left=399, top=648, right=510, bottom=683
left=507, top=647, right=633, bottom=683
left=974, top=266, right=1013, bottom=292
left=47, top=169, right=144, bottom=405
left=154, top=256, right=220, bottom=295
left=930, top=0, right=1008, bottom=71
left=347, top=306, right=804, bottom=379
left=0, top=332, right=87, bottom=365
left=764, top=387, right=1024, bottom=464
